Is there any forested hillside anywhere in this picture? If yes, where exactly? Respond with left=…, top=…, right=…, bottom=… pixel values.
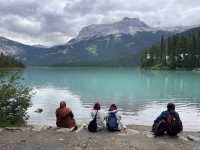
left=0, top=53, right=24, bottom=68
left=141, top=27, right=200, bottom=69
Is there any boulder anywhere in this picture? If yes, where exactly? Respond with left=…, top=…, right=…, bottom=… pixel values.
left=34, top=108, right=43, bottom=113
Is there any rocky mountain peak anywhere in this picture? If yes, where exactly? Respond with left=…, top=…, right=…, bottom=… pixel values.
left=120, top=17, right=149, bottom=28
left=76, top=17, right=152, bottom=40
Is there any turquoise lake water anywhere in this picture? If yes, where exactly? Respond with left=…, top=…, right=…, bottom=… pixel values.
left=20, top=67, right=200, bottom=131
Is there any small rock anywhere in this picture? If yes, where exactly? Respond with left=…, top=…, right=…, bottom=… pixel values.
left=56, top=128, right=72, bottom=132
left=34, top=108, right=43, bottom=113
left=0, top=128, right=3, bottom=132
left=21, top=127, right=31, bottom=132
left=118, top=133, right=127, bottom=136
left=81, top=143, right=87, bottom=149
left=31, top=125, right=50, bottom=132
left=46, top=126, right=53, bottom=130
left=127, top=129, right=140, bottom=135
left=179, top=136, right=189, bottom=142
left=118, top=129, right=140, bottom=136
left=20, top=139, right=26, bottom=143
left=75, top=124, right=84, bottom=133
left=187, top=135, right=200, bottom=142
left=74, top=146, right=82, bottom=150
left=143, top=131, right=154, bottom=138
left=58, top=138, right=64, bottom=141
left=5, top=127, right=21, bottom=131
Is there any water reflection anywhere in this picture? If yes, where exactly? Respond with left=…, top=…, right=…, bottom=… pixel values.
left=22, top=68, right=200, bottom=101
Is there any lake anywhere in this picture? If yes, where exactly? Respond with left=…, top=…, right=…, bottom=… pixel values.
left=21, top=67, right=200, bottom=131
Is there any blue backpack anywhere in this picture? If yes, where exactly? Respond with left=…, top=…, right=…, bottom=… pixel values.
left=106, top=112, right=119, bottom=131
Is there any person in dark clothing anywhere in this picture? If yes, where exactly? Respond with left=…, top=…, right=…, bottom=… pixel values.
left=152, top=103, right=183, bottom=136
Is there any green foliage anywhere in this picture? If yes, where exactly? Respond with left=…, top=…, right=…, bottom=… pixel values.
left=141, top=29, right=200, bottom=70
left=86, top=45, right=98, bottom=56
left=0, top=53, right=24, bottom=68
left=0, top=72, right=32, bottom=127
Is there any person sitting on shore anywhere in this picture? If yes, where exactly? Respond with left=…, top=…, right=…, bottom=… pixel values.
left=105, top=104, right=126, bottom=132
left=152, top=103, right=183, bottom=136
left=56, top=101, right=77, bottom=131
left=88, top=102, right=105, bottom=132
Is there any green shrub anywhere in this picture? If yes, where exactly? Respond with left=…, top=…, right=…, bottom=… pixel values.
left=0, top=72, right=32, bottom=127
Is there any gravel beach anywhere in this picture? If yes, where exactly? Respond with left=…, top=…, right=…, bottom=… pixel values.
left=0, top=125, right=200, bottom=150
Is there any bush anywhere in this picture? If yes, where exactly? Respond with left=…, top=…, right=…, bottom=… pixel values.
left=0, top=72, right=32, bottom=127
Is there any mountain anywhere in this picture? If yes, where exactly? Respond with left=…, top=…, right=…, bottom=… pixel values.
left=47, top=18, right=176, bottom=66
left=75, top=17, right=191, bottom=42
left=49, top=32, right=173, bottom=66
left=32, top=44, right=49, bottom=48
left=76, top=17, right=152, bottom=40
left=0, top=18, right=195, bottom=66
left=0, top=36, right=51, bottom=65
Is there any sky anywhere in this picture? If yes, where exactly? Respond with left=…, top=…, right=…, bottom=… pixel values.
left=0, top=0, right=200, bottom=46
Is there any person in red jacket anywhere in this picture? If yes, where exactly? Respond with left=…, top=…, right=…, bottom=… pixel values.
left=56, top=101, right=77, bottom=130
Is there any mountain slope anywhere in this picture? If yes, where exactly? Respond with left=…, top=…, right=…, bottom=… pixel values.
left=0, top=18, right=193, bottom=66
left=0, top=36, right=50, bottom=65
left=46, top=31, right=173, bottom=66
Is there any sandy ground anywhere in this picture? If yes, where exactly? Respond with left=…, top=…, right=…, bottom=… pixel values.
left=0, top=125, right=200, bottom=150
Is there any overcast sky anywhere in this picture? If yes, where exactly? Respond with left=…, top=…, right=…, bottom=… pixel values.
left=0, top=0, right=200, bottom=46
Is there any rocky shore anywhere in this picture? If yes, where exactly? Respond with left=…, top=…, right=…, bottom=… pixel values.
left=0, top=124, right=200, bottom=150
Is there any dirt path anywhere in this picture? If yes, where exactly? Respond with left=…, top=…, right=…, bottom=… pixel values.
left=0, top=125, right=200, bottom=150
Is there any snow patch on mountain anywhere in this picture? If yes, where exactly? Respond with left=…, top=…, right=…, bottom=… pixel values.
left=76, top=18, right=154, bottom=40
left=75, top=17, right=193, bottom=43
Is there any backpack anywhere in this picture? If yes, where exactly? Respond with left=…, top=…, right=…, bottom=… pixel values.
left=166, top=112, right=182, bottom=136
left=152, top=119, right=167, bottom=136
left=88, top=111, right=98, bottom=132
left=106, top=112, right=118, bottom=131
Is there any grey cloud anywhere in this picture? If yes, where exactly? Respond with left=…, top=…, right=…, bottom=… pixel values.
left=0, top=0, right=200, bottom=46
left=0, top=0, right=39, bottom=18
left=0, top=15, right=41, bottom=35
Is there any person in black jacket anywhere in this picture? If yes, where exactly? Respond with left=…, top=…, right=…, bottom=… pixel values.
left=152, top=103, right=183, bottom=136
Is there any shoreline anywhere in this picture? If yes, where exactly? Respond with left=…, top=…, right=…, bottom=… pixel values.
left=27, top=120, right=200, bottom=132
left=0, top=124, right=200, bottom=150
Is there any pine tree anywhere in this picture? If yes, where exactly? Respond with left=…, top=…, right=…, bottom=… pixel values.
left=160, top=36, right=165, bottom=65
